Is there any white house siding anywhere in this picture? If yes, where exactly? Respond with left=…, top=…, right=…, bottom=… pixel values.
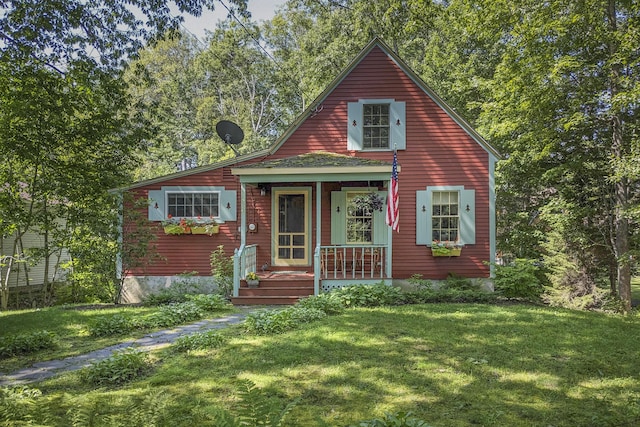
left=1, top=231, right=70, bottom=288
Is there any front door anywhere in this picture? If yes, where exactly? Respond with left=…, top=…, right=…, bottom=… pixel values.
left=273, top=188, right=310, bottom=266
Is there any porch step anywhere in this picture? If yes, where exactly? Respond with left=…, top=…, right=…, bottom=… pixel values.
left=231, top=296, right=304, bottom=305
left=232, top=274, right=315, bottom=305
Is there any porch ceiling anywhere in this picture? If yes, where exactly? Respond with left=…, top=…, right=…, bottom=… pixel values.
left=231, top=152, right=398, bottom=183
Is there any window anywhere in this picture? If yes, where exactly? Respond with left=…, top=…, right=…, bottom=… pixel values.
left=363, top=104, right=390, bottom=149
left=431, top=191, right=459, bottom=242
left=347, top=99, right=406, bottom=151
left=416, top=186, right=476, bottom=246
left=346, top=193, right=373, bottom=244
left=167, top=192, right=219, bottom=218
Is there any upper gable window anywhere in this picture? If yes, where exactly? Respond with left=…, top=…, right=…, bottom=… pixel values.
left=363, top=104, right=390, bottom=149
left=348, top=99, right=406, bottom=151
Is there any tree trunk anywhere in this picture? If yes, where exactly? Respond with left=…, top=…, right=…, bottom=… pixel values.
left=607, top=0, right=632, bottom=311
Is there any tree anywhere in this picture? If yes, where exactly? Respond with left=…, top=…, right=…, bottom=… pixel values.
left=0, top=0, right=249, bottom=306
left=470, top=0, right=640, bottom=309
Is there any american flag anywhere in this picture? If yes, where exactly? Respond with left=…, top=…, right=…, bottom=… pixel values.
left=386, top=151, right=399, bottom=231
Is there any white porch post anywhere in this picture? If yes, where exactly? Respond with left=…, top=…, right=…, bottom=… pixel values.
left=241, top=182, right=247, bottom=245
left=314, top=181, right=322, bottom=295
left=387, top=177, right=393, bottom=279
left=233, top=183, right=248, bottom=298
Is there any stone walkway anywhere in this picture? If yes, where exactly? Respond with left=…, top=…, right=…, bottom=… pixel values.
left=0, top=308, right=259, bottom=387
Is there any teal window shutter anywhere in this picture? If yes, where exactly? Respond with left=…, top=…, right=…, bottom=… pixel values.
left=372, top=190, right=388, bottom=244
left=331, top=191, right=346, bottom=244
left=459, top=189, right=476, bottom=244
left=416, top=190, right=430, bottom=245
left=148, top=190, right=165, bottom=221
left=219, top=190, right=237, bottom=221
left=390, top=101, right=406, bottom=150
left=347, top=101, right=363, bottom=151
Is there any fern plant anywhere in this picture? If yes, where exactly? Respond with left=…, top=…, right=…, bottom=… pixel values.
left=210, top=380, right=298, bottom=426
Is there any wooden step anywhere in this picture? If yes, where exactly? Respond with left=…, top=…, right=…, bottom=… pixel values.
left=239, top=286, right=314, bottom=297
left=231, top=296, right=304, bottom=305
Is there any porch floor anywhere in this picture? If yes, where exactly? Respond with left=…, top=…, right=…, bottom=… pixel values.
left=231, top=271, right=315, bottom=305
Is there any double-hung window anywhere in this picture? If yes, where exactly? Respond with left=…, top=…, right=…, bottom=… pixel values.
left=347, top=99, right=406, bottom=151
left=167, top=192, right=219, bottom=218
left=431, top=191, right=459, bottom=242
left=363, top=104, right=390, bottom=149
left=346, top=192, right=373, bottom=244
left=416, top=186, right=476, bottom=246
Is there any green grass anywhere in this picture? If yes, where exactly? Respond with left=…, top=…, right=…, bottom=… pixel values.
left=632, top=276, right=640, bottom=303
left=0, top=304, right=234, bottom=373
left=8, top=303, right=640, bottom=426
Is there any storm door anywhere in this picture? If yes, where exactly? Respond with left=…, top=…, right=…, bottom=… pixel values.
left=273, top=189, right=309, bottom=266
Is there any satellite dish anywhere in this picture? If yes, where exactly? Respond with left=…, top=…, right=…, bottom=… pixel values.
left=216, top=120, right=244, bottom=146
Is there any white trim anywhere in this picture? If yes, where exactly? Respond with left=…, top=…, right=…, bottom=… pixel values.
left=489, top=155, right=497, bottom=277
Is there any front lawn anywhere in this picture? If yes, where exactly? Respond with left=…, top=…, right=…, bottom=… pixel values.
left=0, top=302, right=234, bottom=373
left=7, top=303, right=640, bottom=426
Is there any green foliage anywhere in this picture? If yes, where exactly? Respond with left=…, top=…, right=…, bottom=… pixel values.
left=172, top=330, right=227, bottom=352
left=404, top=288, right=498, bottom=304
left=494, top=259, right=546, bottom=301
left=210, top=245, right=234, bottom=299
left=0, top=386, right=42, bottom=424
left=81, top=349, right=151, bottom=386
left=352, top=411, right=433, bottom=427
left=142, top=301, right=204, bottom=328
left=296, top=292, right=345, bottom=315
left=331, top=283, right=404, bottom=307
left=209, top=380, right=298, bottom=427
left=68, top=389, right=171, bottom=427
left=244, top=306, right=326, bottom=335
left=0, top=330, right=56, bottom=357
left=185, top=293, right=229, bottom=312
left=88, top=314, right=135, bottom=337
left=89, top=296, right=228, bottom=338
left=141, top=274, right=206, bottom=306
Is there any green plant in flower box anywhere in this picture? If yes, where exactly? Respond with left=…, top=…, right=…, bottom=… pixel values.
left=431, top=240, right=463, bottom=256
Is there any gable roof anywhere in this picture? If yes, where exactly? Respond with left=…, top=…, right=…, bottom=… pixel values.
left=116, top=38, right=498, bottom=191
left=268, top=37, right=500, bottom=158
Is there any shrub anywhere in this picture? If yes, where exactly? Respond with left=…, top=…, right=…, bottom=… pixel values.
left=494, top=259, right=545, bottom=301
left=142, top=273, right=205, bottom=306
left=441, top=274, right=478, bottom=291
left=185, top=293, right=230, bottom=312
left=331, top=283, right=404, bottom=308
left=81, top=349, right=151, bottom=386
left=297, top=293, right=345, bottom=315
left=88, top=314, right=135, bottom=337
left=0, top=330, right=56, bottom=358
left=351, top=411, right=433, bottom=427
left=244, top=306, right=326, bottom=335
left=210, top=245, right=234, bottom=299
left=141, top=301, right=204, bottom=328
left=173, top=330, right=228, bottom=352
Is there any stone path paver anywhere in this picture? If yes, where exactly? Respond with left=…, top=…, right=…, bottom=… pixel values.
left=0, top=308, right=258, bottom=387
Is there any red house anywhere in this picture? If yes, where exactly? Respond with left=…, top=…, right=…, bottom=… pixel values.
left=117, top=39, right=500, bottom=304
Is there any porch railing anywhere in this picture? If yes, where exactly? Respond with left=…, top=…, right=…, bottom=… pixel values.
left=319, top=245, right=387, bottom=280
left=233, top=244, right=257, bottom=297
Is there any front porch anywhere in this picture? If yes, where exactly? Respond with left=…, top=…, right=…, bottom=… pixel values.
left=231, top=244, right=391, bottom=305
left=229, top=153, right=397, bottom=305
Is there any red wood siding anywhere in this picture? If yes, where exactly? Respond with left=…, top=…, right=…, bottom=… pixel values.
left=125, top=45, right=492, bottom=280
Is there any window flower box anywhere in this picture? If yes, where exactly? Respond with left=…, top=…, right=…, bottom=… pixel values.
left=163, top=224, right=186, bottom=235
left=431, top=240, right=463, bottom=257
left=191, top=224, right=220, bottom=235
